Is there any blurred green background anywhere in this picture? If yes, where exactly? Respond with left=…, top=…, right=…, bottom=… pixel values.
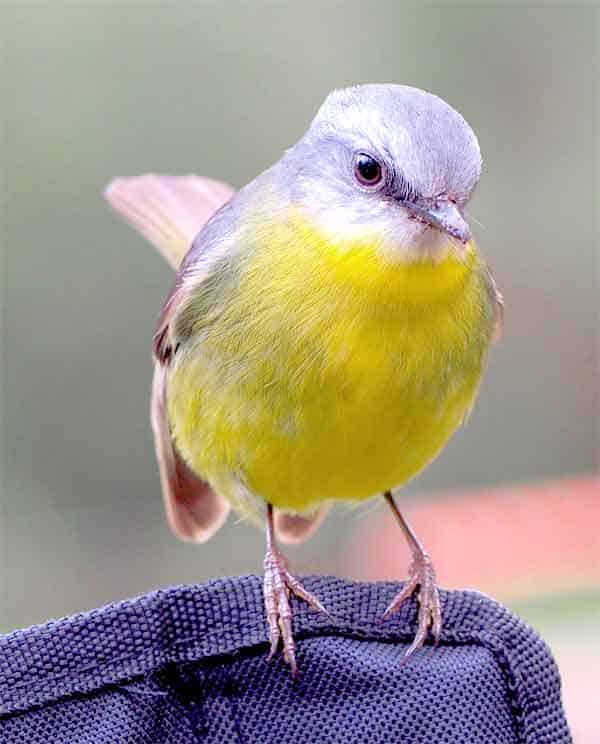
left=1, top=1, right=598, bottom=738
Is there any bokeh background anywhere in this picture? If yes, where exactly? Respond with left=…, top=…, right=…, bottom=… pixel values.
left=1, top=2, right=598, bottom=739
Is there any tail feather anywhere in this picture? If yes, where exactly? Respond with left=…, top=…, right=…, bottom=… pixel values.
left=104, top=174, right=235, bottom=269
left=275, top=506, right=331, bottom=545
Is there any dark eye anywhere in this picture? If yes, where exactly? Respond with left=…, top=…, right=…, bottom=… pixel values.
left=353, top=152, right=384, bottom=187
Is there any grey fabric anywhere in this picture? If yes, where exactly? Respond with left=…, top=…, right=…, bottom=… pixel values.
left=0, top=576, right=572, bottom=743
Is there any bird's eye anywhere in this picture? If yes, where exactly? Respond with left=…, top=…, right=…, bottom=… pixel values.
left=353, top=153, right=384, bottom=188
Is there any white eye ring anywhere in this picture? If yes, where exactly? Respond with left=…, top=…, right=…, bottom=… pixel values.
left=353, top=152, right=385, bottom=188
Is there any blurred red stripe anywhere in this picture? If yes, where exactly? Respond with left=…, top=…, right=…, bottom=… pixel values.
left=347, top=476, right=600, bottom=599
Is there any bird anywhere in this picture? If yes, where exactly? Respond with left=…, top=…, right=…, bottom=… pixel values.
left=105, top=83, right=503, bottom=678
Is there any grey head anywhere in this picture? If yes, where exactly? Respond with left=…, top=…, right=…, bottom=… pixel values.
left=277, top=84, right=482, bottom=261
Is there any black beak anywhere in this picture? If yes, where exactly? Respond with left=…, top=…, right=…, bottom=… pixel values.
left=402, top=198, right=471, bottom=244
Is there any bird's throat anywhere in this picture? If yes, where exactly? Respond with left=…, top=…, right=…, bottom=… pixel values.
left=250, top=211, right=478, bottom=307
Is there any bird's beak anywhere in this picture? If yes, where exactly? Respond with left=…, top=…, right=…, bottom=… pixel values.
left=402, top=199, right=471, bottom=244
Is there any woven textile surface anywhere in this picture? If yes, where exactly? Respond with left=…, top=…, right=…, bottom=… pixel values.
left=0, top=576, right=572, bottom=743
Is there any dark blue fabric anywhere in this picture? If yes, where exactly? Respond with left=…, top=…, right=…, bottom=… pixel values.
left=0, top=576, right=571, bottom=743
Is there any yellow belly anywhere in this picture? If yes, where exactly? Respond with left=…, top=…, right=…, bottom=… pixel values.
left=168, top=217, right=494, bottom=515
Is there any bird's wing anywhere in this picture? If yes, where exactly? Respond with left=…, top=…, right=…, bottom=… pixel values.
left=151, top=364, right=229, bottom=542
left=274, top=506, right=331, bottom=545
left=104, top=173, right=234, bottom=270
left=107, top=172, right=331, bottom=545
left=106, top=173, right=235, bottom=542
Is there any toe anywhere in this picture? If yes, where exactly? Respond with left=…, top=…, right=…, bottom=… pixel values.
left=266, top=627, right=280, bottom=662
left=403, top=600, right=432, bottom=661
left=284, top=571, right=331, bottom=618
left=430, top=588, right=442, bottom=646
left=382, top=553, right=443, bottom=662
left=276, top=583, right=298, bottom=677
left=381, top=576, right=418, bottom=620
left=263, top=547, right=329, bottom=677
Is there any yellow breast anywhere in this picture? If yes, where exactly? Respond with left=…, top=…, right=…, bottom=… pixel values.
left=168, top=214, right=494, bottom=515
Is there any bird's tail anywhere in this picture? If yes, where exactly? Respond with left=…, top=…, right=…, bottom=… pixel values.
left=104, top=174, right=235, bottom=269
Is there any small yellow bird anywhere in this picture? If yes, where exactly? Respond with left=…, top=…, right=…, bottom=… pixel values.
left=106, top=84, right=502, bottom=677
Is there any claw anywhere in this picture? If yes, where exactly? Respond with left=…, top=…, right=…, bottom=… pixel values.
left=381, top=575, right=418, bottom=620
left=430, top=584, right=442, bottom=647
left=263, top=547, right=328, bottom=678
left=285, top=572, right=333, bottom=619
left=381, top=552, right=442, bottom=662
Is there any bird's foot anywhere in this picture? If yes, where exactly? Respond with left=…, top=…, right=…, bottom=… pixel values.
left=263, top=547, right=329, bottom=678
left=381, top=551, right=442, bottom=662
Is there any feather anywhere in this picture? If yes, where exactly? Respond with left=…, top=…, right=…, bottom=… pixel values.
left=275, top=506, right=330, bottom=545
left=151, top=363, right=229, bottom=542
left=106, top=173, right=236, bottom=541
left=104, top=173, right=237, bottom=365
left=104, top=174, right=234, bottom=269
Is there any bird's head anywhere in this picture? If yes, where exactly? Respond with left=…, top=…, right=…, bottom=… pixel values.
left=280, top=84, right=481, bottom=263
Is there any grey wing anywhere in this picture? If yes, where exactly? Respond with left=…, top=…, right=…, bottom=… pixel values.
left=151, top=363, right=229, bottom=542
left=106, top=173, right=236, bottom=542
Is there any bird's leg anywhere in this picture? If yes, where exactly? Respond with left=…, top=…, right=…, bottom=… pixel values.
left=263, top=503, right=330, bottom=678
left=381, top=491, right=442, bottom=661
